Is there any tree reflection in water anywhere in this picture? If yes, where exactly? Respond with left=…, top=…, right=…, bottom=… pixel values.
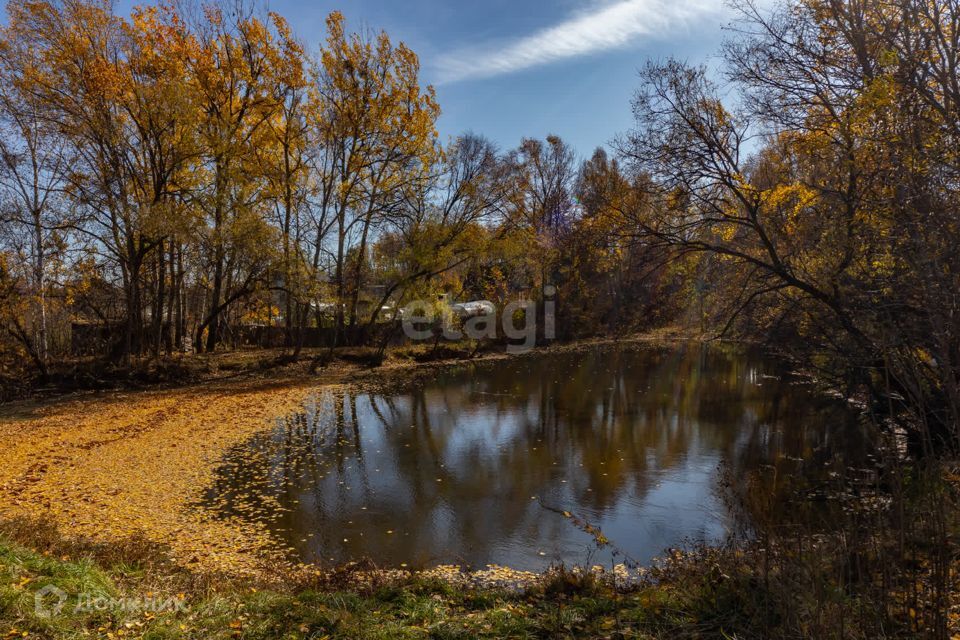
left=204, top=343, right=868, bottom=571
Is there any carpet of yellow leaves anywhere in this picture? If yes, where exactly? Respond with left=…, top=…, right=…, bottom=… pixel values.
left=0, top=377, right=323, bottom=580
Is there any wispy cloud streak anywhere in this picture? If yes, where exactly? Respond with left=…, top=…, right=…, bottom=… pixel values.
left=435, top=0, right=721, bottom=83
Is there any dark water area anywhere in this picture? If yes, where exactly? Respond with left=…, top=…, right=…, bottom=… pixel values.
left=204, top=343, right=869, bottom=571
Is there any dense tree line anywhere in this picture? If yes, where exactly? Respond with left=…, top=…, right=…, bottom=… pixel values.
left=0, top=0, right=668, bottom=377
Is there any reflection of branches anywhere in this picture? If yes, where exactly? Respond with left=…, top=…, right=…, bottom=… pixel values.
left=537, top=499, right=641, bottom=569
left=367, top=395, right=392, bottom=430
left=413, top=389, right=443, bottom=468
left=349, top=394, right=363, bottom=460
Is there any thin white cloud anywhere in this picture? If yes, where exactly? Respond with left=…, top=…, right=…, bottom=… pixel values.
left=435, top=0, right=722, bottom=83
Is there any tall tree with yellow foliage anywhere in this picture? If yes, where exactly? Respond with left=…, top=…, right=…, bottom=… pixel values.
left=311, top=11, right=439, bottom=347
left=188, top=6, right=300, bottom=352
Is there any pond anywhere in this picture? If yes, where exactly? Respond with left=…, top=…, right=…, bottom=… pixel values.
left=204, top=343, right=868, bottom=571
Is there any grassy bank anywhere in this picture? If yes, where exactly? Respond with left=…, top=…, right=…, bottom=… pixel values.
left=0, top=534, right=685, bottom=640
left=3, top=508, right=956, bottom=640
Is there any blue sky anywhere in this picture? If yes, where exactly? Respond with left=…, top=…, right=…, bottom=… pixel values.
left=115, top=0, right=733, bottom=157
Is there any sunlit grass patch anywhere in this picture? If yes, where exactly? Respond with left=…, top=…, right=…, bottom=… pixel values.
left=0, top=536, right=673, bottom=639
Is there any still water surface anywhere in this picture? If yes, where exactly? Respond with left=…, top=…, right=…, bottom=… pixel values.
left=205, top=344, right=866, bottom=571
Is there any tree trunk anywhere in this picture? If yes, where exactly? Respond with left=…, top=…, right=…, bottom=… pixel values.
left=152, top=243, right=166, bottom=356
left=206, top=245, right=224, bottom=353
